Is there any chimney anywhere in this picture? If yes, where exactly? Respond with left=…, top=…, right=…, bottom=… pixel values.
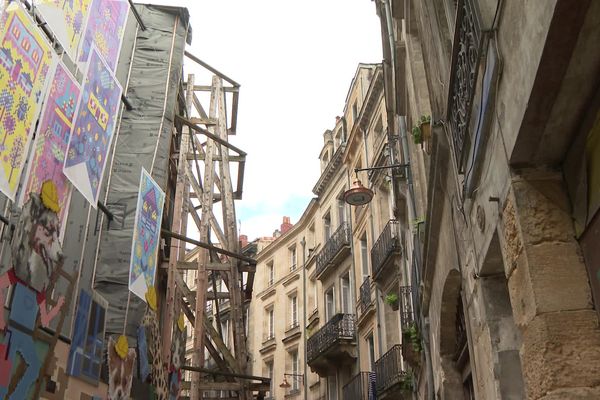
left=239, top=234, right=248, bottom=248
left=280, top=216, right=293, bottom=235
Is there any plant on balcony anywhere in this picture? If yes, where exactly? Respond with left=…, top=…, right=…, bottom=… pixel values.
left=411, top=115, right=432, bottom=146
left=402, top=323, right=422, bottom=368
left=385, top=293, right=399, bottom=311
left=399, top=372, right=414, bottom=393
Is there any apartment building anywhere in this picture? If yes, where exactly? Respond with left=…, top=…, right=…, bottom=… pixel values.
left=247, top=63, right=419, bottom=400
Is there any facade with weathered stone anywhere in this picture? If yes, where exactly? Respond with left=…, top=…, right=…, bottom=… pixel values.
left=373, top=0, right=600, bottom=399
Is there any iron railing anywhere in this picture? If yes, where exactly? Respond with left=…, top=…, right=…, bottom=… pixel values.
left=371, top=220, right=400, bottom=279
left=307, top=313, right=355, bottom=362
left=342, top=372, right=375, bottom=400
left=447, top=0, right=483, bottom=171
left=399, top=286, right=414, bottom=328
left=316, top=223, right=351, bottom=277
left=375, top=345, right=408, bottom=394
left=359, top=277, right=372, bottom=315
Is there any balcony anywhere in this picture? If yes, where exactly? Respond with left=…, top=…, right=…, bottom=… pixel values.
left=307, top=313, right=357, bottom=376
left=342, top=372, right=375, bottom=400
left=399, top=286, right=415, bottom=328
left=371, top=220, right=401, bottom=282
left=375, top=345, right=411, bottom=399
left=447, top=0, right=483, bottom=171
left=358, top=277, right=375, bottom=324
left=315, top=223, right=351, bottom=280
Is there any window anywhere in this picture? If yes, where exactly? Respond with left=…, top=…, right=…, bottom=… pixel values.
left=220, top=319, right=229, bottom=347
left=267, top=261, right=274, bottom=286
left=352, top=101, right=358, bottom=123
left=290, top=246, right=297, bottom=271
left=325, top=287, right=335, bottom=320
left=266, top=361, right=274, bottom=398
left=341, top=273, right=351, bottom=314
left=288, top=350, right=300, bottom=391
left=290, top=295, right=298, bottom=328
left=328, top=373, right=338, bottom=400
left=337, top=198, right=346, bottom=225
left=367, top=333, right=376, bottom=372
left=360, top=235, right=369, bottom=281
left=67, top=289, right=106, bottom=383
left=266, top=307, right=275, bottom=340
left=323, top=212, right=331, bottom=240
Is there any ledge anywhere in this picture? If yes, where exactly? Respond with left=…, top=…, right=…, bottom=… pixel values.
left=260, top=337, right=277, bottom=354
left=283, top=272, right=300, bottom=287
left=282, top=324, right=301, bottom=344
left=260, top=286, right=276, bottom=301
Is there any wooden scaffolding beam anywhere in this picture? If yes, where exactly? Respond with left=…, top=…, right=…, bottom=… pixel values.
left=164, top=56, right=253, bottom=400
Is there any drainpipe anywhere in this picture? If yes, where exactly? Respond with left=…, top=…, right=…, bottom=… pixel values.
left=301, top=237, right=308, bottom=400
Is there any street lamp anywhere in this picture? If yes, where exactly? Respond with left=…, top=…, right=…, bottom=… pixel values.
left=343, top=164, right=410, bottom=206
left=279, top=373, right=304, bottom=389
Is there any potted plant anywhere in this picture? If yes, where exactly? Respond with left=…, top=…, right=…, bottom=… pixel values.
left=385, top=293, right=399, bottom=311
left=402, top=323, right=422, bottom=368
left=411, top=115, right=432, bottom=148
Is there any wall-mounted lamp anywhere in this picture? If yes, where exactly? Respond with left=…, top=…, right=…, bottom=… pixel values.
left=279, top=373, right=304, bottom=389
left=343, top=163, right=410, bottom=206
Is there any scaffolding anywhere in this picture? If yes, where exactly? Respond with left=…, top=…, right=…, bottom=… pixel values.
left=161, top=53, right=265, bottom=400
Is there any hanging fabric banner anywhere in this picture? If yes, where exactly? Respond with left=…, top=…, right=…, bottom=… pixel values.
left=33, top=0, right=92, bottom=64
left=63, top=46, right=122, bottom=207
left=78, top=0, right=129, bottom=72
left=129, top=168, right=165, bottom=301
left=20, top=61, right=79, bottom=242
left=0, top=2, right=55, bottom=201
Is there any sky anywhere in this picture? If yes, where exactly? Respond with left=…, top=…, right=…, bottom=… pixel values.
left=148, top=0, right=383, bottom=240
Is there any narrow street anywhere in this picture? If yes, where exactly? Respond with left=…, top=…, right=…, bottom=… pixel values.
left=0, top=1, right=598, bottom=399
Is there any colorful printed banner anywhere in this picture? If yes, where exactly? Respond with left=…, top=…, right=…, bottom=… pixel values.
left=78, top=0, right=129, bottom=72
left=34, top=0, right=92, bottom=64
left=63, top=46, right=122, bottom=207
left=0, top=3, right=55, bottom=201
left=129, top=168, right=165, bottom=301
left=20, top=61, right=79, bottom=241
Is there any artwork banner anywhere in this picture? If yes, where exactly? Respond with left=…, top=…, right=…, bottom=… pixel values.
left=63, top=46, right=122, bottom=207
left=129, top=168, right=165, bottom=301
left=20, top=61, right=79, bottom=243
left=33, top=0, right=92, bottom=64
left=0, top=2, right=56, bottom=201
left=78, top=0, right=129, bottom=72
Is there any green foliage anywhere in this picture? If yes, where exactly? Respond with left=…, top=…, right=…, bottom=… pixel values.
left=404, top=323, right=422, bottom=353
left=385, top=293, right=399, bottom=305
left=412, top=115, right=431, bottom=144
left=412, top=125, right=422, bottom=144
left=399, top=372, right=414, bottom=392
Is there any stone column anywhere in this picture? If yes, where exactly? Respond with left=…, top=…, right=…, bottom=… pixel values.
left=500, top=168, right=600, bottom=399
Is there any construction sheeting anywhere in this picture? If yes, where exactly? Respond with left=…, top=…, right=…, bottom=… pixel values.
left=93, top=4, right=189, bottom=337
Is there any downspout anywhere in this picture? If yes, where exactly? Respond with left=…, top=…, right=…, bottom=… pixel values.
left=301, top=237, right=308, bottom=400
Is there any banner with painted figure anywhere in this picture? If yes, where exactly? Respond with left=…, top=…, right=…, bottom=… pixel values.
left=78, top=0, right=129, bottom=72
left=20, top=61, right=79, bottom=242
left=33, top=0, right=93, bottom=64
left=129, top=169, right=165, bottom=301
left=0, top=3, right=56, bottom=201
left=63, top=46, right=122, bottom=207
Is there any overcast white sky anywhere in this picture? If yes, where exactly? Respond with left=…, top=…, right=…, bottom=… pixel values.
left=148, top=0, right=383, bottom=240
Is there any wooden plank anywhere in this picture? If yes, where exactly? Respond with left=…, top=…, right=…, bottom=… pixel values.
left=184, top=50, right=241, bottom=87
left=206, top=292, right=231, bottom=300
left=215, top=77, right=249, bottom=400
left=203, top=315, right=238, bottom=373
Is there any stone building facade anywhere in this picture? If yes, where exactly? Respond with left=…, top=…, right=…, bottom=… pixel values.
left=372, top=0, right=600, bottom=399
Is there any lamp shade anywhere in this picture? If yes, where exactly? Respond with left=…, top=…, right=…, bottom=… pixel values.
left=344, top=179, right=374, bottom=206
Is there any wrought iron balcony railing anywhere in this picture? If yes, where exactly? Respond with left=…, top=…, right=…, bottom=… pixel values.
left=447, top=0, right=483, bottom=171
left=342, top=371, right=375, bottom=400
left=371, top=220, right=400, bottom=279
left=359, top=277, right=372, bottom=315
left=307, top=313, right=355, bottom=363
left=399, top=286, right=415, bottom=328
left=374, top=345, right=409, bottom=394
left=315, top=223, right=351, bottom=278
